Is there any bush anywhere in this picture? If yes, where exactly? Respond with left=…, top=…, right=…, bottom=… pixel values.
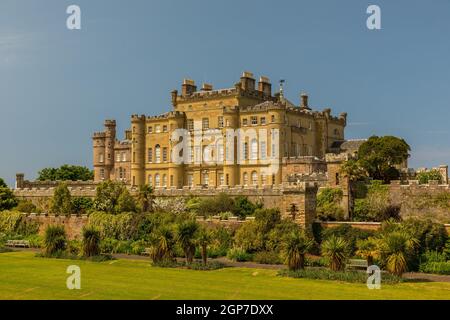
left=252, top=251, right=282, bottom=265
left=419, top=262, right=450, bottom=275
left=51, top=183, right=73, bottom=215
left=321, top=224, right=373, bottom=255
left=400, top=219, right=448, bottom=254
left=278, top=268, right=403, bottom=284
left=71, top=197, right=93, bottom=215
left=43, top=225, right=67, bottom=257
left=82, top=226, right=101, bottom=257
left=233, top=196, right=259, bottom=219
left=316, top=188, right=344, bottom=221
left=67, top=239, right=81, bottom=255
left=88, top=212, right=136, bottom=240
left=15, top=200, right=38, bottom=213
left=0, top=187, right=18, bottom=211
left=417, top=170, right=443, bottom=184
left=0, top=211, right=39, bottom=236
left=227, top=247, right=253, bottom=262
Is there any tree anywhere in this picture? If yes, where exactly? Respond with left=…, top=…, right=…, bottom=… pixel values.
left=176, top=220, right=199, bottom=264
left=0, top=178, right=7, bottom=188
left=37, top=165, right=94, bottom=181
left=71, top=197, right=93, bottom=215
left=196, top=227, right=212, bottom=265
left=316, top=188, right=344, bottom=221
left=51, top=183, right=73, bottom=215
left=233, top=196, right=259, bottom=219
left=149, top=226, right=175, bottom=263
left=379, top=231, right=418, bottom=276
left=116, top=189, right=137, bottom=213
left=282, top=229, right=314, bottom=270
left=93, top=181, right=128, bottom=214
left=82, top=226, right=101, bottom=257
left=0, top=186, right=18, bottom=211
left=321, top=235, right=349, bottom=271
left=43, top=225, right=67, bottom=256
left=357, top=136, right=410, bottom=183
left=137, top=184, right=154, bottom=213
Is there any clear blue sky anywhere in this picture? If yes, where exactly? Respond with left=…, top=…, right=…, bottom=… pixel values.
left=1, top=0, right=450, bottom=186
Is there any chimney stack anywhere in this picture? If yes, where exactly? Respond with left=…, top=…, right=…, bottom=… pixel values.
left=201, top=83, right=213, bottom=91
left=240, top=71, right=255, bottom=91
left=181, top=79, right=197, bottom=96
left=300, top=92, right=310, bottom=109
left=258, top=76, right=272, bottom=96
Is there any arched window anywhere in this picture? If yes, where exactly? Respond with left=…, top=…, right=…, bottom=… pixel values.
left=162, top=174, right=167, bottom=187
left=243, top=142, right=249, bottom=160
left=99, top=153, right=104, bottom=163
left=148, top=174, right=152, bottom=186
left=155, top=173, right=160, bottom=187
left=155, top=145, right=161, bottom=163
left=250, top=139, right=258, bottom=160
left=251, top=171, right=258, bottom=185
left=243, top=172, right=248, bottom=185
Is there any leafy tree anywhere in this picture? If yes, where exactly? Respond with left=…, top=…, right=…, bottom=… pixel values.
left=51, top=183, right=73, bottom=215
left=116, top=189, right=137, bottom=213
left=321, top=235, right=349, bottom=271
left=82, top=226, right=101, bottom=257
left=356, top=237, right=380, bottom=266
left=233, top=196, right=259, bottom=219
left=37, top=165, right=94, bottom=181
left=93, top=181, right=128, bottom=214
left=15, top=200, right=38, bottom=213
left=0, top=178, right=7, bottom=188
left=149, top=226, right=175, bottom=263
left=43, top=225, right=67, bottom=256
left=176, top=220, right=199, bottom=264
left=0, top=187, right=18, bottom=211
left=137, top=184, right=154, bottom=212
left=282, top=229, right=314, bottom=270
left=316, top=188, right=344, bottom=221
left=71, top=197, right=93, bottom=215
left=357, top=136, right=410, bottom=183
left=417, top=169, right=443, bottom=184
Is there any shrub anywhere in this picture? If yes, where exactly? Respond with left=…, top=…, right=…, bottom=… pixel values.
left=88, top=211, right=136, bottom=240
left=282, top=230, right=314, bottom=270
left=71, top=197, right=93, bottom=215
left=51, top=183, right=73, bottom=215
left=93, top=181, right=129, bottom=214
left=252, top=251, right=282, bottom=265
left=15, top=200, right=38, bottom=213
left=0, top=211, right=39, bottom=236
left=401, top=219, right=448, bottom=254
left=43, top=225, right=67, bottom=256
left=148, top=226, right=175, bottom=263
left=0, top=187, right=18, bottom=211
left=417, top=170, right=442, bottom=184
left=321, top=224, right=373, bottom=255
left=227, top=247, right=253, bottom=262
left=233, top=196, right=259, bottom=218
left=278, top=268, right=403, bottom=284
left=82, top=226, right=101, bottom=257
left=379, top=231, right=418, bottom=276
left=316, top=188, right=344, bottom=221
left=67, top=239, right=81, bottom=255
left=321, top=235, right=349, bottom=271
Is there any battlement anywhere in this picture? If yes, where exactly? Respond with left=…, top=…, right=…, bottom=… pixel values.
left=104, top=119, right=116, bottom=127
left=92, top=132, right=106, bottom=138
left=131, top=114, right=146, bottom=122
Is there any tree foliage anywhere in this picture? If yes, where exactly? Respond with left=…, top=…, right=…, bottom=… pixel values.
left=417, top=169, right=443, bottom=184
left=357, top=136, right=410, bottom=183
left=93, top=181, right=136, bottom=214
left=51, top=183, right=73, bottom=215
left=0, top=186, right=18, bottom=211
left=37, top=165, right=94, bottom=181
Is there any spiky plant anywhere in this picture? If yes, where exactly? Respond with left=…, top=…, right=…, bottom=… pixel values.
left=43, top=225, right=67, bottom=256
left=321, top=235, right=349, bottom=271
left=149, top=226, right=175, bottom=263
left=176, top=220, right=199, bottom=264
left=380, top=231, right=418, bottom=276
left=282, top=229, right=314, bottom=270
left=82, top=226, right=101, bottom=257
left=196, top=227, right=212, bottom=265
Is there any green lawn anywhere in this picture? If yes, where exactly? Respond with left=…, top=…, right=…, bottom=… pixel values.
left=1, top=251, right=450, bottom=300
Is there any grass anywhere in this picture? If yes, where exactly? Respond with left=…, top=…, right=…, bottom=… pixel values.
left=1, top=251, right=450, bottom=300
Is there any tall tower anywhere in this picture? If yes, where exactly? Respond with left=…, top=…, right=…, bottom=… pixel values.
left=104, top=120, right=116, bottom=180
left=131, top=115, right=146, bottom=186
left=93, top=131, right=106, bottom=181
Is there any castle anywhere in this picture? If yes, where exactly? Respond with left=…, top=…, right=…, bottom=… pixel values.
left=92, top=72, right=350, bottom=189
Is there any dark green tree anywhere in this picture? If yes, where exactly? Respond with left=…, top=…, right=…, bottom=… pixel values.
left=51, top=183, right=73, bottom=215
left=357, top=136, right=410, bottom=183
left=0, top=186, right=18, bottom=211
left=38, top=165, right=94, bottom=181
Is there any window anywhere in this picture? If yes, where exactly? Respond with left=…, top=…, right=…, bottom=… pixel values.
left=100, top=168, right=105, bottom=179
left=250, top=139, right=258, bottom=160
left=162, top=147, right=168, bottom=162
left=219, top=173, right=224, bottom=186
left=262, top=175, right=267, bottom=185
left=203, top=145, right=211, bottom=162
left=218, top=116, right=224, bottom=128
left=148, top=148, right=153, bottom=163
left=242, top=118, right=248, bottom=126
left=155, top=145, right=161, bottom=163
left=163, top=125, right=168, bottom=133
left=202, top=118, right=209, bottom=130
left=99, top=153, right=104, bottom=163
left=121, top=152, right=126, bottom=162
left=272, top=174, right=275, bottom=185
left=133, top=152, right=136, bottom=163
left=187, top=174, right=193, bottom=187
left=260, top=117, right=266, bottom=125
left=190, top=146, right=194, bottom=163
left=243, top=142, right=249, bottom=160
left=162, top=174, right=167, bottom=187
left=148, top=174, right=152, bottom=186
left=226, top=174, right=229, bottom=185
left=271, top=115, right=275, bottom=123
left=251, top=116, right=258, bottom=125
left=116, top=152, right=120, bottom=162
left=251, top=171, right=258, bottom=185
left=155, top=125, right=161, bottom=133
left=107, top=153, right=111, bottom=160
left=155, top=174, right=160, bottom=187
left=260, top=141, right=267, bottom=160
left=170, top=175, right=174, bottom=187
left=336, top=173, right=340, bottom=185
left=148, top=126, right=152, bottom=133
left=225, top=119, right=230, bottom=127
left=187, top=119, right=194, bottom=131
left=195, top=146, right=201, bottom=162
left=202, top=171, right=209, bottom=186
left=218, top=144, right=224, bottom=162
left=243, top=172, right=248, bottom=185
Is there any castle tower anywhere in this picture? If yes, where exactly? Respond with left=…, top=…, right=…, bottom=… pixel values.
left=93, top=131, right=106, bottom=181
left=167, top=112, right=185, bottom=188
left=104, top=120, right=116, bottom=180
left=131, top=115, right=146, bottom=186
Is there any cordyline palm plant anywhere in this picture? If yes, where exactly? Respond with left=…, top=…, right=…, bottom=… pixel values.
left=356, top=237, right=380, bottom=266
left=137, top=184, right=154, bottom=213
left=176, top=220, right=199, bottom=264
left=282, top=230, right=314, bottom=270
left=196, top=227, right=212, bottom=265
left=149, top=226, right=175, bottom=263
left=43, top=225, right=67, bottom=256
left=379, top=231, right=419, bottom=276
left=82, top=226, right=101, bottom=257
left=321, top=235, right=349, bottom=271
